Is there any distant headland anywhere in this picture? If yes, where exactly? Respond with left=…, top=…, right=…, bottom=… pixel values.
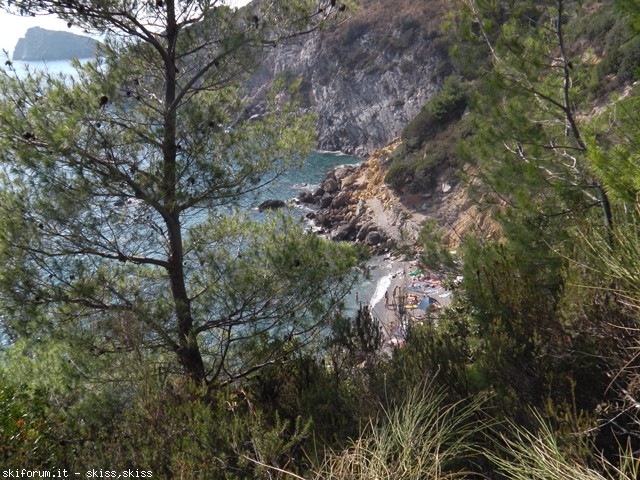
left=12, top=26, right=98, bottom=61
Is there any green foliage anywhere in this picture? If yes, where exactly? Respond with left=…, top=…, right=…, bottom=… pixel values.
left=328, top=306, right=383, bottom=361
left=5, top=1, right=640, bottom=477
left=248, top=350, right=363, bottom=451
left=401, top=76, right=467, bottom=151
left=385, top=76, right=470, bottom=194
left=0, top=356, right=317, bottom=478
left=384, top=159, right=416, bottom=191
left=453, top=0, right=618, bottom=234
left=587, top=94, right=640, bottom=204
left=618, top=0, right=640, bottom=33
left=0, top=1, right=365, bottom=474
left=340, top=16, right=370, bottom=46
left=459, top=237, right=562, bottom=398
left=97, top=386, right=313, bottom=479
left=325, top=305, right=384, bottom=385
left=419, top=219, right=457, bottom=271
left=487, top=413, right=640, bottom=480
left=0, top=373, right=64, bottom=468
left=566, top=90, right=640, bottom=453
left=384, top=320, right=474, bottom=403
left=0, top=0, right=359, bottom=391
left=441, top=0, right=640, bottom=462
left=561, top=1, right=640, bottom=96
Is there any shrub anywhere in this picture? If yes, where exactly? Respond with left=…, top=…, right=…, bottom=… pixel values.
left=617, top=36, right=640, bottom=83
left=595, top=15, right=640, bottom=84
left=401, top=76, right=467, bottom=150
left=385, top=160, right=415, bottom=191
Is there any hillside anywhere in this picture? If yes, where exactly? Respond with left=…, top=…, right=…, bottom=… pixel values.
left=4, top=1, right=640, bottom=478
left=246, top=0, right=452, bottom=156
left=321, top=0, right=640, bottom=249
left=299, top=0, right=640, bottom=471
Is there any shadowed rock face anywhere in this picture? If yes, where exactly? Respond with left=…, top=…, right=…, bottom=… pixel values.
left=12, top=27, right=98, bottom=61
left=244, top=0, right=450, bottom=156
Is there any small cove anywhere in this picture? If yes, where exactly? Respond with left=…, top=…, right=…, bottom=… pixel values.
left=6, top=59, right=381, bottom=322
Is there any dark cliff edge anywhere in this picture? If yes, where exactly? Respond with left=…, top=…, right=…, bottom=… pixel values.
left=245, top=0, right=452, bottom=156
left=12, top=26, right=98, bottom=61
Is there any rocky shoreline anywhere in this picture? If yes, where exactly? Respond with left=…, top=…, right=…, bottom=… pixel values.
left=297, top=140, right=424, bottom=255
left=289, top=140, right=461, bottom=346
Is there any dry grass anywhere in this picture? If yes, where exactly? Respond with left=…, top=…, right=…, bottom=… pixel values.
left=312, top=386, right=485, bottom=480
left=487, top=413, right=640, bottom=480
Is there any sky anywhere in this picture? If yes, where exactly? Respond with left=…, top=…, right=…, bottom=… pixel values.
left=0, top=1, right=251, bottom=57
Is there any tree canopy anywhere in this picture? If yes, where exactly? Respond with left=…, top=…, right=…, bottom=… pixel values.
left=0, top=0, right=358, bottom=390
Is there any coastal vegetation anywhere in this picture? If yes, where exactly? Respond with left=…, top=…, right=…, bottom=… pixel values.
left=3, top=0, right=640, bottom=479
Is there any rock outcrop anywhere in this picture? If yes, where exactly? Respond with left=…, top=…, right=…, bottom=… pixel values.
left=302, top=138, right=496, bottom=254
left=303, top=140, right=425, bottom=254
left=13, top=27, right=98, bottom=61
left=258, top=199, right=287, bottom=211
left=246, top=0, right=450, bottom=156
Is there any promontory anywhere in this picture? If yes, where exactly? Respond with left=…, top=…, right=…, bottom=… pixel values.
left=12, top=26, right=98, bottom=61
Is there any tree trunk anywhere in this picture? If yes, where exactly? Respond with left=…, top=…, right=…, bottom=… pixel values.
left=163, top=0, right=206, bottom=384
left=556, top=0, right=614, bottom=237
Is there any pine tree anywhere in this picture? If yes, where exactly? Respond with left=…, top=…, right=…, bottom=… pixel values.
left=443, top=0, right=625, bottom=429
left=0, top=0, right=358, bottom=391
left=457, top=0, right=613, bottom=236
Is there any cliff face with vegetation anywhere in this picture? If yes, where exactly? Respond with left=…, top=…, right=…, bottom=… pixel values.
left=12, top=26, right=98, bottom=61
left=246, top=0, right=451, bottom=156
left=7, top=1, right=640, bottom=477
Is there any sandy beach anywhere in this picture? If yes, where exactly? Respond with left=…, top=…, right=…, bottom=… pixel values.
left=369, top=257, right=452, bottom=347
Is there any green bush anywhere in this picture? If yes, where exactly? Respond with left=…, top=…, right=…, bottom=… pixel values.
left=336, top=17, right=370, bottom=48
left=0, top=375, right=65, bottom=469
left=386, top=96, right=469, bottom=196
left=617, top=36, right=640, bottom=83
left=573, top=7, right=616, bottom=44
left=401, top=76, right=467, bottom=150
left=390, top=17, right=421, bottom=49
left=402, top=107, right=440, bottom=150
left=315, top=385, right=484, bottom=480
left=594, top=16, right=640, bottom=85
left=385, top=160, right=415, bottom=191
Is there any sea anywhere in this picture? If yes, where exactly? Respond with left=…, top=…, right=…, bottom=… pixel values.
left=4, top=58, right=393, bottom=321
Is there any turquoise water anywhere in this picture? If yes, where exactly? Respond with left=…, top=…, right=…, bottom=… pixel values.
left=253, top=150, right=361, bottom=209
left=7, top=59, right=384, bottom=321
left=10, top=59, right=363, bottom=206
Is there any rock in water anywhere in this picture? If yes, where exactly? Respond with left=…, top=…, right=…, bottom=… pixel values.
left=297, top=191, right=316, bottom=204
left=12, top=27, right=98, bottom=61
left=258, top=199, right=286, bottom=211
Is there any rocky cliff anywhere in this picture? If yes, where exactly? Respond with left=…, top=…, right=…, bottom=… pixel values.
left=246, top=0, right=451, bottom=156
left=13, top=27, right=98, bottom=61
left=300, top=140, right=489, bottom=255
left=301, top=140, right=418, bottom=254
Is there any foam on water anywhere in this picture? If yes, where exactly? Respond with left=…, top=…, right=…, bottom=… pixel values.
left=370, top=273, right=392, bottom=310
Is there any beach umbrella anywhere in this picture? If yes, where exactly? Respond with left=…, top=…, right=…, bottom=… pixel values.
left=418, top=296, right=438, bottom=311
